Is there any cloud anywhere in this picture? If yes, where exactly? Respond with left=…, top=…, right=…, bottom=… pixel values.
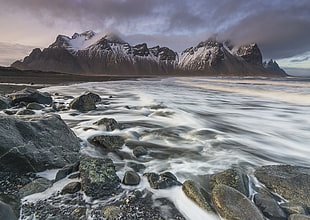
left=0, top=0, right=309, bottom=60
left=0, top=42, right=35, bottom=66
left=291, top=57, right=310, bottom=63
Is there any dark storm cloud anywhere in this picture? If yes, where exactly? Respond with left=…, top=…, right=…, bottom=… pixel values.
left=1, top=0, right=309, bottom=59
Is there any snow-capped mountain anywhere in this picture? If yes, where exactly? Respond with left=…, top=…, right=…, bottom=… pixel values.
left=11, top=31, right=286, bottom=76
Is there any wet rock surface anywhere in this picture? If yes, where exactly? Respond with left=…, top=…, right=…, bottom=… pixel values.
left=19, top=178, right=53, bottom=198
left=254, top=189, right=287, bottom=219
left=69, top=92, right=101, bottom=112
left=212, top=184, right=265, bottom=220
left=93, top=117, right=120, bottom=131
left=0, top=114, right=80, bottom=173
left=8, top=87, right=52, bottom=106
left=88, top=135, right=125, bottom=151
left=79, top=156, right=121, bottom=199
left=122, top=171, right=141, bottom=186
left=182, top=180, right=213, bottom=211
left=289, top=214, right=310, bottom=220
left=255, top=165, right=310, bottom=207
left=210, top=168, right=249, bottom=196
left=144, top=172, right=181, bottom=189
left=60, top=182, right=81, bottom=195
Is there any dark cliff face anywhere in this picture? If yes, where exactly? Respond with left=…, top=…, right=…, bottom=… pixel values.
left=236, top=43, right=263, bottom=66
left=11, top=31, right=287, bottom=76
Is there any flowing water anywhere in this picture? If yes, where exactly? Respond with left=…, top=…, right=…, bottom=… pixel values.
left=39, top=77, right=310, bottom=219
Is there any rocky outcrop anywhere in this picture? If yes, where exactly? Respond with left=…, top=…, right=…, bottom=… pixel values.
left=255, top=165, right=310, bottom=207
left=0, top=114, right=80, bottom=173
left=79, top=156, right=121, bottom=199
left=11, top=30, right=286, bottom=76
left=212, top=184, right=265, bottom=220
left=8, top=87, right=52, bottom=106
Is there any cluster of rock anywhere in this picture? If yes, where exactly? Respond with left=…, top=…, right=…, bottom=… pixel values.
left=12, top=30, right=287, bottom=76
left=1, top=89, right=310, bottom=220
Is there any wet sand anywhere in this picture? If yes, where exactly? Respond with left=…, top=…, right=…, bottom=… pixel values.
left=0, top=67, right=145, bottom=95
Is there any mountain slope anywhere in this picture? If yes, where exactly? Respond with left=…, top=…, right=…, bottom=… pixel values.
left=11, top=31, right=287, bottom=76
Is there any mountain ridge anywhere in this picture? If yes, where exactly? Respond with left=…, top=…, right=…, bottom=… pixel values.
left=11, top=30, right=287, bottom=76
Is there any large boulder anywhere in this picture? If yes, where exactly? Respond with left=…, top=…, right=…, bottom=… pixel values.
left=0, top=114, right=80, bottom=173
left=212, top=184, right=265, bottom=220
left=209, top=168, right=249, bottom=197
left=8, top=87, right=52, bottom=105
left=255, top=165, right=310, bottom=207
left=0, top=201, right=17, bottom=220
left=69, top=92, right=101, bottom=112
left=79, top=156, right=121, bottom=199
left=182, top=180, right=213, bottom=211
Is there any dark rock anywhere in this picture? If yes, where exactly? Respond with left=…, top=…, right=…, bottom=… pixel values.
left=19, top=178, right=52, bottom=198
left=209, top=168, right=249, bottom=196
left=280, top=202, right=307, bottom=215
left=61, top=182, right=81, bottom=195
left=182, top=180, right=213, bottom=211
left=55, top=162, right=80, bottom=182
left=0, top=96, right=11, bottom=110
left=26, top=102, right=44, bottom=110
left=123, top=171, right=141, bottom=186
left=16, top=109, right=36, bottom=115
left=255, top=165, right=310, bottom=206
left=79, top=156, right=121, bottom=199
left=289, top=214, right=310, bottom=220
left=133, top=146, right=147, bottom=157
left=93, top=118, right=120, bottom=131
left=212, top=184, right=265, bottom=220
left=69, top=92, right=101, bottom=112
left=102, top=206, right=121, bottom=220
left=254, top=190, right=287, bottom=219
left=144, top=172, right=181, bottom=189
left=0, top=114, right=80, bottom=173
left=8, top=87, right=52, bottom=105
left=127, top=162, right=146, bottom=172
left=88, top=135, right=125, bottom=151
left=0, top=201, right=17, bottom=220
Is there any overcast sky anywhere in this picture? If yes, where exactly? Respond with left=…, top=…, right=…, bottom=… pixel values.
left=0, top=0, right=309, bottom=73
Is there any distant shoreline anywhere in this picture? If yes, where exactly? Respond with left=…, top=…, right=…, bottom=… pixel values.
left=0, top=66, right=289, bottom=95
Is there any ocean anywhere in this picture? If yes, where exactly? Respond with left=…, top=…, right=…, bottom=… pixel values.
left=38, top=76, right=310, bottom=219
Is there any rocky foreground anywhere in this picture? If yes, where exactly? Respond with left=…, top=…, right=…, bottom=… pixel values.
left=1, top=88, right=310, bottom=220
